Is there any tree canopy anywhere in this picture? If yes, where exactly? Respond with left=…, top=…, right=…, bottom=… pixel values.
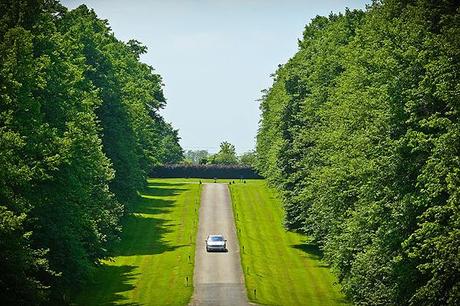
left=256, top=1, right=460, bottom=305
left=0, top=0, right=183, bottom=304
left=209, top=141, right=239, bottom=165
left=184, top=150, right=210, bottom=165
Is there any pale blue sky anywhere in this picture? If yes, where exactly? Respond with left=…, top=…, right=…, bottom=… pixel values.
left=62, top=0, right=370, bottom=153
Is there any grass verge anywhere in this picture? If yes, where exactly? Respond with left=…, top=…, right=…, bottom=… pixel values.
left=229, top=180, right=349, bottom=306
left=74, top=178, right=200, bottom=306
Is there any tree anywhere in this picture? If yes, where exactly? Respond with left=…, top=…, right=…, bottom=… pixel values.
left=58, top=5, right=182, bottom=204
left=239, top=151, right=257, bottom=167
left=0, top=206, right=51, bottom=305
left=255, top=1, right=460, bottom=304
left=184, top=150, right=209, bottom=165
left=209, top=141, right=238, bottom=165
left=0, top=1, right=183, bottom=303
left=158, top=121, right=184, bottom=164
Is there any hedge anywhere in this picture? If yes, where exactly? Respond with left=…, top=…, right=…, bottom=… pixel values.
left=150, top=164, right=262, bottom=179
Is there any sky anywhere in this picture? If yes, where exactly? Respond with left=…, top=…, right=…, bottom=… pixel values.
left=62, top=0, right=370, bottom=154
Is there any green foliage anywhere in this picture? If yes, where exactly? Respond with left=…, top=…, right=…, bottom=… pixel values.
left=184, top=148, right=257, bottom=167
left=239, top=151, right=257, bottom=167
left=209, top=141, right=238, bottom=165
left=0, top=1, right=182, bottom=303
left=184, top=150, right=209, bottom=165
left=57, top=5, right=182, bottom=203
left=157, top=121, right=184, bottom=164
left=0, top=206, right=51, bottom=305
left=256, top=1, right=460, bottom=305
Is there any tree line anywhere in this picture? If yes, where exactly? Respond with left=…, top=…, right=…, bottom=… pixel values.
left=156, top=142, right=259, bottom=178
left=256, top=0, right=459, bottom=305
left=184, top=142, right=256, bottom=166
left=0, top=0, right=182, bottom=304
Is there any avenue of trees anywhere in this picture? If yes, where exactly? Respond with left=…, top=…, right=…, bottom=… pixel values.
left=256, top=0, right=459, bottom=305
left=0, top=0, right=183, bottom=304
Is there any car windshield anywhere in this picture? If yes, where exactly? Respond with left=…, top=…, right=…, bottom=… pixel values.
left=210, top=236, right=223, bottom=241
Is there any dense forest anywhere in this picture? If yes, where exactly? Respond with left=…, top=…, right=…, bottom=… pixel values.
left=256, top=0, right=459, bottom=305
left=0, top=0, right=182, bottom=304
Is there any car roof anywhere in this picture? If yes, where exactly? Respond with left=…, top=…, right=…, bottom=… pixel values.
left=208, top=234, right=224, bottom=238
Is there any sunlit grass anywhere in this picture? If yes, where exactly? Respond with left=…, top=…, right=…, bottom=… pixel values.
left=74, top=178, right=348, bottom=305
left=230, top=180, right=349, bottom=306
left=74, top=179, right=200, bottom=306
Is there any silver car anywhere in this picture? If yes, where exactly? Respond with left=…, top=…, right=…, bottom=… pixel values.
left=206, top=234, right=227, bottom=252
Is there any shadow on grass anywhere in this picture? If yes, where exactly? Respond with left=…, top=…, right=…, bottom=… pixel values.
left=144, top=185, right=187, bottom=197
left=116, top=184, right=190, bottom=256
left=291, top=243, right=323, bottom=260
left=76, top=265, right=140, bottom=306
left=333, top=296, right=352, bottom=305
left=74, top=181, right=191, bottom=305
left=292, top=243, right=332, bottom=268
left=292, top=243, right=349, bottom=304
left=146, top=181, right=188, bottom=187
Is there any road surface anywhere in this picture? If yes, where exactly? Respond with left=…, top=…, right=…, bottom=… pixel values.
left=190, top=183, right=250, bottom=306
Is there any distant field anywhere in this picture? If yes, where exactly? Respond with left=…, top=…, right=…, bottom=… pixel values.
left=230, top=180, right=349, bottom=306
left=74, top=179, right=200, bottom=306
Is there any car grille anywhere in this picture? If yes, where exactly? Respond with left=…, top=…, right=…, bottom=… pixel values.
left=208, top=244, right=224, bottom=249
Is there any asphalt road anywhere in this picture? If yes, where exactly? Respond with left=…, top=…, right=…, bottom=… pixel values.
left=189, top=183, right=250, bottom=306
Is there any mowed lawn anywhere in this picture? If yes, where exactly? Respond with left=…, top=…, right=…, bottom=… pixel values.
left=229, top=180, right=349, bottom=306
left=75, top=179, right=200, bottom=306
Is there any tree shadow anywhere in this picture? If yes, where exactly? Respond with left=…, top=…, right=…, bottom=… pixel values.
left=114, top=184, right=190, bottom=256
left=292, top=243, right=350, bottom=304
left=146, top=181, right=187, bottom=187
left=291, top=243, right=323, bottom=261
left=291, top=243, right=332, bottom=268
left=74, top=181, right=191, bottom=305
left=143, top=185, right=187, bottom=197
left=333, top=296, right=352, bottom=305
left=76, top=265, right=140, bottom=306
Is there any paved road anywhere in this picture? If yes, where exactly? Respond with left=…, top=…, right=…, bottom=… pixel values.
left=190, top=183, right=250, bottom=306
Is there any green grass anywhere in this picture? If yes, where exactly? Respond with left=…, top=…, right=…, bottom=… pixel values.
left=74, top=179, right=200, bottom=306
left=73, top=178, right=348, bottom=305
left=229, top=180, right=349, bottom=306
